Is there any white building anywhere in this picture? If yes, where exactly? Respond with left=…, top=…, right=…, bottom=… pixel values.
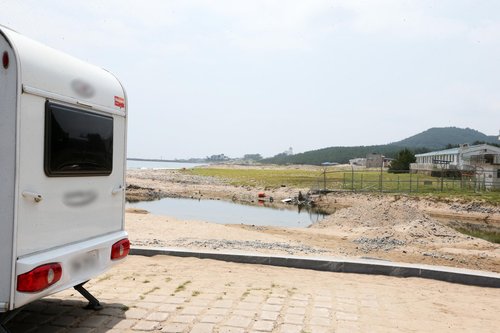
left=410, top=144, right=500, bottom=189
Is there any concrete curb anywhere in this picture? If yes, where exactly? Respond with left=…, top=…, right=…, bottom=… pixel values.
left=130, top=247, right=500, bottom=288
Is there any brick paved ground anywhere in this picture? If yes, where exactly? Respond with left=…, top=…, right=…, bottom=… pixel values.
left=6, top=255, right=500, bottom=333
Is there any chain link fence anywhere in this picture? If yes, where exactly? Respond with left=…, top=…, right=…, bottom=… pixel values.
left=309, top=169, right=500, bottom=193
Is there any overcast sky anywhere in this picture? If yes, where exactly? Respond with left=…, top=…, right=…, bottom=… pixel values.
left=1, top=0, right=499, bottom=159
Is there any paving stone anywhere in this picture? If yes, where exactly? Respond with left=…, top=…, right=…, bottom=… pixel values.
left=244, top=296, right=266, bottom=303
left=315, top=296, right=332, bottom=302
left=79, top=315, right=110, bottom=328
left=132, top=320, right=160, bottom=331
left=335, top=321, right=361, bottom=333
left=225, top=315, right=252, bottom=328
left=287, top=307, right=306, bottom=315
left=315, top=302, right=333, bottom=309
left=262, top=304, right=282, bottom=312
left=23, top=302, right=48, bottom=313
left=311, top=307, right=330, bottom=317
left=291, top=294, right=309, bottom=301
left=158, top=304, right=178, bottom=312
left=289, top=300, right=308, bottom=307
left=106, top=318, right=136, bottom=329
left=161, top=323, right=189, bottom=333
left=135, top=302, right=160, bottom=310
left=236, top=302, right=259, bottom=310
left=190, top=323, right=215, bottom=333
left=22, top=325, right=66, bottom=333
left=50, top=315, right=79, bottom=326
left=310, top=316, right=332, bottom=326
left=283, top=314, right=304, bottom=325
left=260, top=311, right=279, bottom=321
left=336, top=303, right=358, bottom=313
left=96, top=329, right=123, bottom=333
left=232, top=309, right=257, bottom=317
left=190, top=299, right=211, bottom=306
left=142, top=295, right=167, bottom=303
left=41, top=305, right=72, bottom=315
left=200, top=314, right=225, bottom=323
left=21, top=313, right=53, bottom=324
left=9, top=255, right=500, bottom=333
left=66, top=307, right=92, bottom=317
left=252, top=320, right=275, bottom=332
left=266, top=297, right=284, bottom=305
left=125, top=308, right=149, bottom=319
left=145, top=312, right=169, bottom=321
left=213, top=300, right=233, bottom=308
left=218, top=327, right=246, bottom=333
left=99, top=307, right=127, bottom=317
left=279, top=324, right=304, bottom=333
left=181, top=306, right=204, bottom=315
left=165, top=297, right=186, bottom=304
left=335, top=311, right=359, bottom=321
left=171, top=315, right=196, bottom=323
left=309, top=325, right=334, bottom=333
left=206, top=307, right=229, bottom=315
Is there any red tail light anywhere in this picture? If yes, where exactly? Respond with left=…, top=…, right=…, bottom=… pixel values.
left=17, top=263, right=62, bottom=293
left=111, top=238, right=130, bottom=260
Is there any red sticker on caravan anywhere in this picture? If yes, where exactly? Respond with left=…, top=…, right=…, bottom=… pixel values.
left=114, top=96, right=125, bottom=108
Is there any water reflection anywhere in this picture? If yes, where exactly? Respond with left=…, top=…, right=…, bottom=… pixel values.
left=127, top=197, right=329, bottom=228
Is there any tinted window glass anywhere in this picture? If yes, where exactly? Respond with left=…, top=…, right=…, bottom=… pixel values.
left=45, top=102, right=113, bottom=176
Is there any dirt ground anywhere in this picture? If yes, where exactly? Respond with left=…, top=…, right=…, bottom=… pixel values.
left=125, top=168, right=500, bottom=273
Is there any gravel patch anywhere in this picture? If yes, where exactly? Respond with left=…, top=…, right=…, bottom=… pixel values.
left=132, top=238, right=327, bottom=255
left=353, top=236, right=406, bottom=252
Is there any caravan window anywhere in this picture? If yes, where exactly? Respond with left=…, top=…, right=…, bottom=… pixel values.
left=44, top=102, right=113, bottom=176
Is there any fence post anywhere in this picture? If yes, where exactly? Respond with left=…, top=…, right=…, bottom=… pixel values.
left=361, top=174, right=363, bottom=190
left=379, top=168, right=383, bottom=192
left=343, top=173, right=346, bottom=189
left=440, top=168, right=444, bottom=192
left=323, top=169, right=326, bottom=192
left=416, top=176, right=419, bottom=192
left=409, top=172, right=412, bottom=193
left=351, top=167, right=354, bottom=191
left=397, top=176, right=400, bottom=191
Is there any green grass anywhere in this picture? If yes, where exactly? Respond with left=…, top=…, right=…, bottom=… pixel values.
left=174, top=280, right=192, bottom=293
left=183, top=167, right=500, bottom=204
left=183, top=168, right=320, bottom=188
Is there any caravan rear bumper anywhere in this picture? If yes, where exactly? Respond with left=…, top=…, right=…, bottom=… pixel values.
left=13, top=230, right=128, bottom=310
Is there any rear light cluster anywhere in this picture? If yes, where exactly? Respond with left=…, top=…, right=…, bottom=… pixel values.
left=17, top=238, right=129, bottom=293
left=111, top=238, right=130, bottom=260
left=17, top=263, right=62, bottom=293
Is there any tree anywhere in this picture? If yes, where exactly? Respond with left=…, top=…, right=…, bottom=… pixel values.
left=388, top=148, right=416, bottom=173
left=243, top=154, right=263, bottom=161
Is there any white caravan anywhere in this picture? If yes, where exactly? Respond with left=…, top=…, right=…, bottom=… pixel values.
left=0, top=26, right=129, bottom=327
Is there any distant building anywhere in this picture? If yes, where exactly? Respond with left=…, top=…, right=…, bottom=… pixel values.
left=366, top=153, right=383, bottom=168
left=410, top=144, right=500, bottom=189
left=353, top=155, right=392, bottom=168
left=349, top=158, right=366, bottom=166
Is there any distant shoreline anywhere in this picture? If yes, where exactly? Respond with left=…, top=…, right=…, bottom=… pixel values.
left=127, top=158, right=204, bottom=163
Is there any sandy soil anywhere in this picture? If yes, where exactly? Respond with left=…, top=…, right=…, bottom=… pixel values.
left=125, top=168, right=500, bottom=273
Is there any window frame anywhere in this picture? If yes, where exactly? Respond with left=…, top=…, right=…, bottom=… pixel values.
left=44, top=101, right=114, bottom=177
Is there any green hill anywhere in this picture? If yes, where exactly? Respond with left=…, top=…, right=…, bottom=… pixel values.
left=392, top=127, right=497, bottom=149
left=262, top=127, right=498, bottom=165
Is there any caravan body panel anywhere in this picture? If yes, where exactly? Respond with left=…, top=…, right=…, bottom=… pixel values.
left=0, top=26, right=128, bottom=312
left=0, top=28, right=18, bottom=311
